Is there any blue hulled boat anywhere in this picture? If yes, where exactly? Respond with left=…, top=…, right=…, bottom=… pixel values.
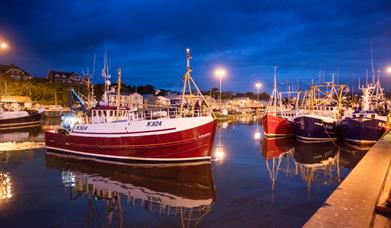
left=294, top=114, right=338, bottom=142
left=293, top=78, right=348, bottom=142
left=340, top=111, right=386, bottom=144
left=340, top=84, right=388, bottom=144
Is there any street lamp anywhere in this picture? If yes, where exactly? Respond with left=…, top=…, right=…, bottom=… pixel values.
left=0, top=42, right=9, bottom=50
left=255, top=82, right=262, bottom=101
left=214, top=68, right=226, bottom=105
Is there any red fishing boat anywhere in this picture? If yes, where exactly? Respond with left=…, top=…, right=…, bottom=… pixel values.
left=262, top=66, right=298, bottom=137
left=45, top=49, right=217, bottom=163
left=262, top=112, right=295, bottom=137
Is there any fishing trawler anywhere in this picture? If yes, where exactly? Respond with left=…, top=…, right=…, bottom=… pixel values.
left=45, top=49, right=217, bottom=162
left=294, top=77, right=346, bottom=142
left=262, top=66, right=298, bottom=137
left=341, top=71, right=388, bottom=144
left=0, top=105, right=41, bottom=131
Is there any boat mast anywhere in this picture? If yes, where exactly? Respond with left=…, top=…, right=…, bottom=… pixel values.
left=116, top=68, right=121, bottom=120
left=102, top=47, right=111, bottom=103
left=179, top=49, right=215, bottom=118
left=273, top=65, right=277, bottom=111
left=180, top=49, right=192, bottom=116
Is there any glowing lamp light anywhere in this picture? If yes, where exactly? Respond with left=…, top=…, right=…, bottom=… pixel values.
left=386, top=66, right=391, bottom=74
left=0, top=42, right=8, bottom=50
left=255, top=83, right=262, bottom=89
left=214, top=68, right=226, bottom=78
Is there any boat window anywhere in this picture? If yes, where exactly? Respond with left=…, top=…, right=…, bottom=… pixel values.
left=371, top=115, right=375, bottom=119
left=93, top=111, right=96, bottom=117
left=110, top=111, right=113, bottom=116
left=98, top=111, right=101, bottom=117
left=359, top=114, right=364, bottom=118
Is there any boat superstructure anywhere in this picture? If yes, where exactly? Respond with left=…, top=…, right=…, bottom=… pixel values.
left=341, top=78, right=388, bottom=144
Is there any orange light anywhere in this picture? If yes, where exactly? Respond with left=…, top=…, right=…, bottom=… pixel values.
left=0, top=42, right=8, bottom=50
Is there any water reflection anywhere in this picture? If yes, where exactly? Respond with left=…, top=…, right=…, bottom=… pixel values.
left=293, top=141, right=341, bottom=195
left=0, top=127, right=44, bottom=151
left=261, top=138, right=369, bottom=197
left=45, top=155, right=215, bottom=228
left=213, top=126, right=225, bottom=161
left=339, top=143, right=368, bottom=169
left=261, top=137, right=295, bottom=191
left=235, top=115, right=258, bottom=125
left=0, top=171, right=12, bottom=201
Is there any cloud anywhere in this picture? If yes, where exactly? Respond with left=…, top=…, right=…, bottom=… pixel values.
left=0, top=0, right=390, bottom=91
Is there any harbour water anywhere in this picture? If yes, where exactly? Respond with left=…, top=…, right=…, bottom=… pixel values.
left=0, top=120, right=368, bottom=227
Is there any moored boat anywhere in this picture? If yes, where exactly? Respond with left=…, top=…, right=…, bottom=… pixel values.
left=341, top=84, right=388, bottom=144
left=262, top=112, right=295, bottom=137
left=262, top=66, right=299, bottom=137
left=294, top=112, right=338, bottom=142
left=341, top=111, right=386, bottom=144
left=0, top=108, right=41, bottom=131
left=45, top=49, right=217, bottom=163
left=293, top=78, right=346, bottom=142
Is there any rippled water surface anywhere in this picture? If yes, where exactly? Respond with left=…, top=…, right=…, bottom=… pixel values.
left=0, top=120, right=368, bottom=227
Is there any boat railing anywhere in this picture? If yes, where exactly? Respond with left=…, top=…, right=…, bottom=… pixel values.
left=88, top=106, right=211, bottom=124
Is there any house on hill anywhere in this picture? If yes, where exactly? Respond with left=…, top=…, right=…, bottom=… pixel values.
left=0, top=64, right=32, bottom=80
left=48, top=70, right=80, bottom=84
left=107, top=91, right=143, bottom=109
left=144, top=94, right=171, bottom=107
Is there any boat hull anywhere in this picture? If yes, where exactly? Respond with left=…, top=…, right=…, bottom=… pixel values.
left=340, top=117, right=385, bottom=144
left=0, top=112, right=41, bottom=131
left=294, top=116, right=338, bottom=142
left=45, top=119, right=217, bottom=163
left=262, top=114, right=294, bottom=137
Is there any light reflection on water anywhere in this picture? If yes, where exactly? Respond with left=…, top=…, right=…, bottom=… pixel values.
left=0, top=118, right=369, bottom=227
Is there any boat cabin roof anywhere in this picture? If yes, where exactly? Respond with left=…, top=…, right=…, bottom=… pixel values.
left=352, top=110, right=375, bottom=114
left=91, top=106, right=132, bottom=111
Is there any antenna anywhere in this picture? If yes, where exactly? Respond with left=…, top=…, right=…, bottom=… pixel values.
left=365, top=69, right=368, bottom=86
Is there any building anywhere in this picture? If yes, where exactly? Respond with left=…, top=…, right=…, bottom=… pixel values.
left=48, top=70, right=80, bottom=84
left=0, top=64, right=32, bottom=80
left=166, top=94, right=217, bottom=108
left=229, top=97, right=251, bottom=108
left=144, top=95, right=171, bottom=107
left=107, top=91, right=143, bottom=109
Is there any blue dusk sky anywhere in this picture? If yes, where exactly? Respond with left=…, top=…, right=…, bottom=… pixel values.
left=0, top=0, right=390, bottom=93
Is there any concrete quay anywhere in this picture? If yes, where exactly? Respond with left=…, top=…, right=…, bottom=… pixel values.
left=305, top=131, right=391, bottom=228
